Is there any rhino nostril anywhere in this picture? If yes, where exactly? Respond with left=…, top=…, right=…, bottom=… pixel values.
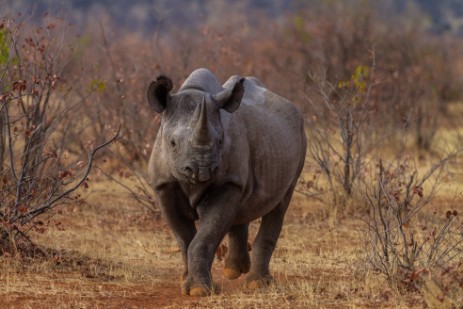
left=183, top=165, right=199, bottom=180
left=184, top=166, right=193, bottom=176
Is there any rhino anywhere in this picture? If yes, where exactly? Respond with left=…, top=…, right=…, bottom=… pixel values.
left=147, top=68, right=307, bottom=296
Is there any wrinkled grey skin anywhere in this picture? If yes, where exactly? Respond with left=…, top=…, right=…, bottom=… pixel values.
left=147, top=68, right=307, bottom=296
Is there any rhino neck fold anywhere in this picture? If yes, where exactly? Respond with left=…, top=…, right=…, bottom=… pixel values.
left=192, top=98, right=212, bottom=146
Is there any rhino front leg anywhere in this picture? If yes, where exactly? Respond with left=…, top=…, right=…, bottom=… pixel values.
left=182, top=184, right=241, bottom=296
left=156, top=185, right=197, bottom=287
left=224, top=223, right=251, bottom=279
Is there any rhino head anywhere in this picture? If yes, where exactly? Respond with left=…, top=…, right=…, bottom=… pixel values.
left=148, top=75, right=245, bottom=183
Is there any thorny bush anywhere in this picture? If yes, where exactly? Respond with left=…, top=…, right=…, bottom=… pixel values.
left=0, top=16, right=118, bottom=255
left=364, top=156, right=463, bottom=294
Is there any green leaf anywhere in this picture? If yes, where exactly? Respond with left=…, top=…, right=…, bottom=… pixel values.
left=89, top=79, right=106, bottom=93
left=0, top=27, right=10, bottom=66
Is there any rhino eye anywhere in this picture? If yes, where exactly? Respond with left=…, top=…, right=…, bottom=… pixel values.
left=218, top=139, right=222, bottom=146
left=170, top=140, right=176, bottom=147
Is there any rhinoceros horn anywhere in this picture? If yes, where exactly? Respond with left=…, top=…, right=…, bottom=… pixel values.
left=192, top=97, right=212, bottom=146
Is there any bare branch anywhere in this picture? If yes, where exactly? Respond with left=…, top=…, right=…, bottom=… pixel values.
left=20, top=126, right=120, bottom=220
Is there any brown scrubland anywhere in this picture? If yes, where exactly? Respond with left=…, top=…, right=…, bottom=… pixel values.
left=1, top=2, right=462, bottom=308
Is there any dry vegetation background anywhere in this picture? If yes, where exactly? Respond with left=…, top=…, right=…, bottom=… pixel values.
left=1, top=1, right=463, bottom=308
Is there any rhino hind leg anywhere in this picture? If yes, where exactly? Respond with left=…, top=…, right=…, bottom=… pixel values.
left=245, top=185, right=296, bottom=289
left=224, top=223, right=251, bottom=279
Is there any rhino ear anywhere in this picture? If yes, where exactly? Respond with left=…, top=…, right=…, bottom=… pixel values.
left=213, top=78, right=245, bottom=113
left=147, top=75, right=173, bottom=113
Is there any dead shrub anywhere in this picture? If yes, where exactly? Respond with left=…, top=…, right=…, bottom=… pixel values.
left=0, top=15, right=118, bottom=255
left=299, top=57, right=380, bottom=209
left=364, top=154, right=463, bottom=293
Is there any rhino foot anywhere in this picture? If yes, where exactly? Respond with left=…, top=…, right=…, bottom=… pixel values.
left=245, top=273, right=274, bottom=290
left=189, top=284, right=220, bottom=297
left=223, top=259, right=250, bottom=280
left=224, top=251, right=251, bottom=280
left=223, top=267, right=242, bottom=280
left=181, top=278, right=220, bottom=297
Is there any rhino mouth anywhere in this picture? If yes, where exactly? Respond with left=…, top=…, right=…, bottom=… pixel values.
left=196, top=167, right=213, bottom=182
left=182, top=164, right=218, bottom=184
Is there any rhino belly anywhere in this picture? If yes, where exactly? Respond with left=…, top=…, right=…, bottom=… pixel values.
left=233, top=168, right=298, bottom=225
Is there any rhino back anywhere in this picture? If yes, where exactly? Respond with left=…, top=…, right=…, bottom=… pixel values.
left=227, top=76, right=304, bottom=141
left=180, top=68, right=223, bottom=94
